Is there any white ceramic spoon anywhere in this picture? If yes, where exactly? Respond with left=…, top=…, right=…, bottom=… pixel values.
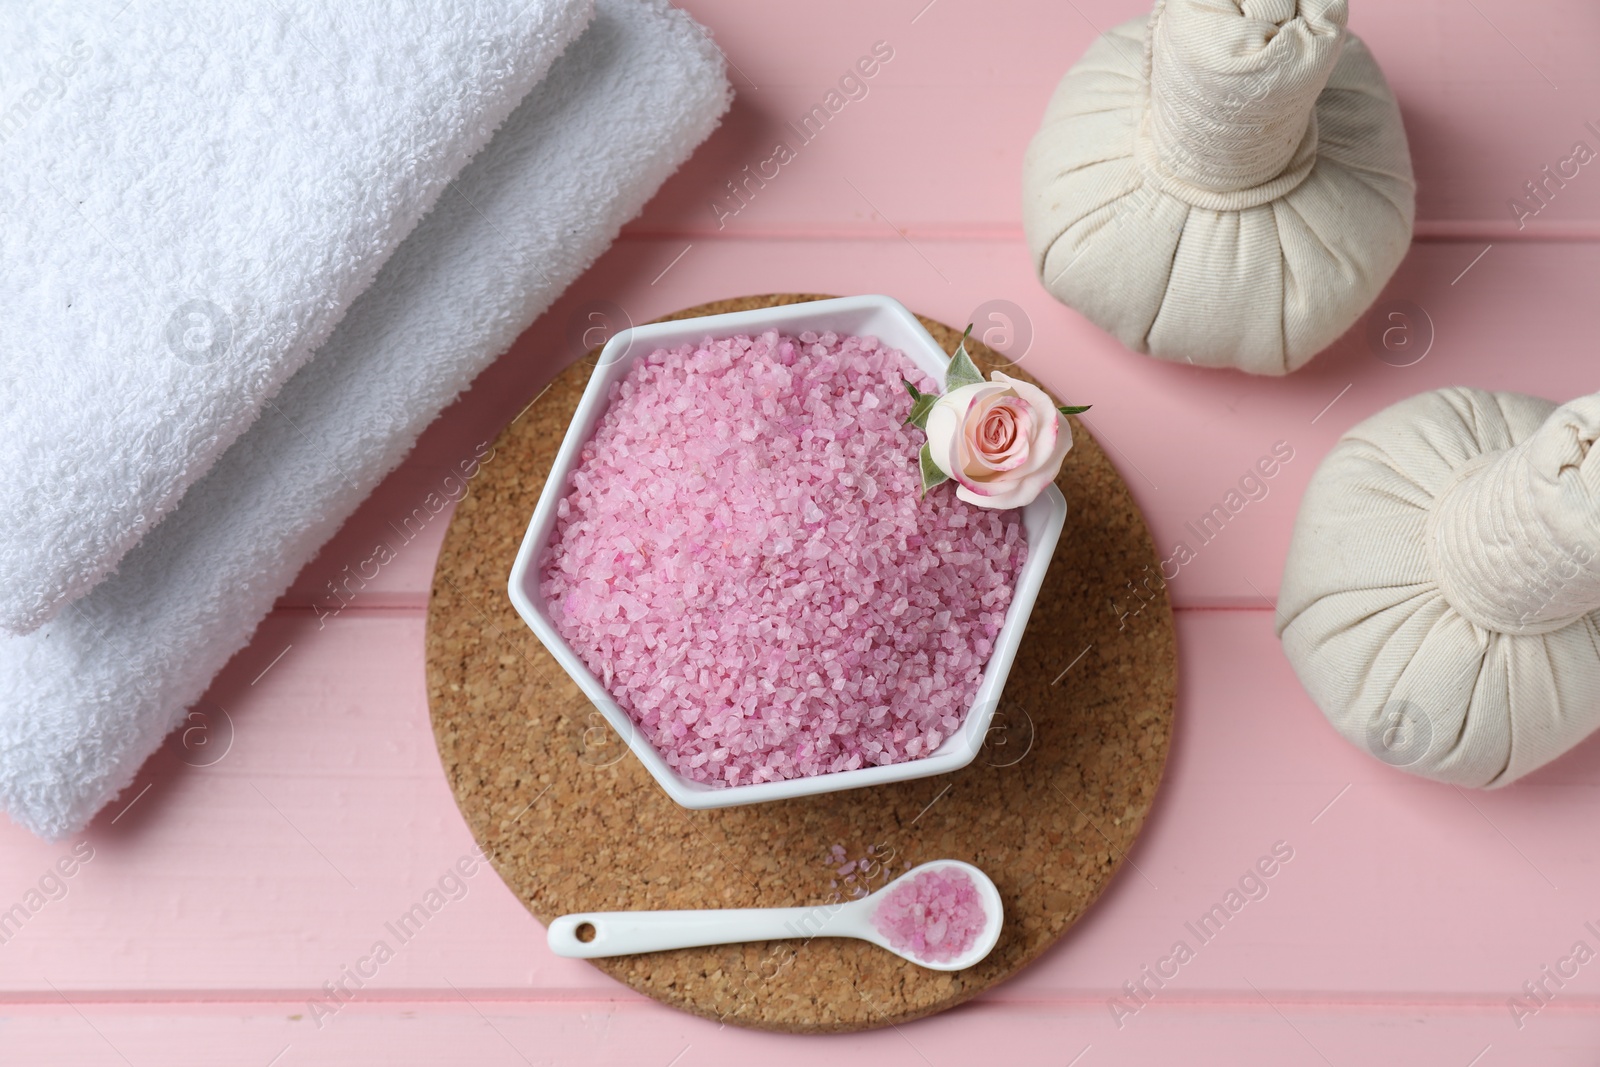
left=546, top=859, right=1003, bottom=972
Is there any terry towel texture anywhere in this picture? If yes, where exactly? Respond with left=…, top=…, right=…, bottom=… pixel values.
left=0, top=0, right=731, bottom=839
left=0, top=0, right=593, bottom=635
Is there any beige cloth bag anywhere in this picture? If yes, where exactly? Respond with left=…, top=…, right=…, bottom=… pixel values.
left=1022, top=0, right=1415, bottom=374
left=1279, top=388, right=1600, bottom=786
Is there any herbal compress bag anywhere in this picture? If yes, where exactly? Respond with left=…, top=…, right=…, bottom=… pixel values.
left=1279, top=388, right=1600, bottom=786
left=1022, top=0, right=1415, bottom=374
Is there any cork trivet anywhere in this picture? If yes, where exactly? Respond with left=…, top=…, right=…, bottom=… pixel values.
left=426, top=295, right=1176, bottom=1033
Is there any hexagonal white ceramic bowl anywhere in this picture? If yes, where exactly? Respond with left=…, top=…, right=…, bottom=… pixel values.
left=507, top=295, right=1067, bottom=808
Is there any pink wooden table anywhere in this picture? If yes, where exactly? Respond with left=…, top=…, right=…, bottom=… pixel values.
left=6, top=1, right=1600, bottom=1062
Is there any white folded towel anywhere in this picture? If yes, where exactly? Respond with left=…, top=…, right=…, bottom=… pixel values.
left=0, top=0, right=730, bottom=839
left=0, top=0, right=593, bottom=635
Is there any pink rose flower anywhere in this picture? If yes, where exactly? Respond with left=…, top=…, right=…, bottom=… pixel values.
left=923, top=371, right=1072, bottom=509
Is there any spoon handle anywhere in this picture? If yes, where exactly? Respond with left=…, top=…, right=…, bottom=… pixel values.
left=548, top=902, right=858, bottom=958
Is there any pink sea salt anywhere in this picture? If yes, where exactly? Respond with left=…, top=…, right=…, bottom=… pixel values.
left=871, top=866, right=987, bottom=964
left=538, top=328, right=1027, bottom=787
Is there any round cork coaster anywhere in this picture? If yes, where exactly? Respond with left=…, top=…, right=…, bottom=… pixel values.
left=426, top=294, right=1176, bottom=1033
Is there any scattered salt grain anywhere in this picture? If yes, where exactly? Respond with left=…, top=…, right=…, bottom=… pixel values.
left=871, top=866, right=988, bottom=964
left=539, top=330, right=1027, bottom=786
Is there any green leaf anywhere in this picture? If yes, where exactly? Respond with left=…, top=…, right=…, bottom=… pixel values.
left=902, top=378, right=923, bottom=401
left=944, top=324, right=984, bottom=391
left=1057, top=404, right=1091, bottom=416
left=919, top=443, right=950, bottom=496
left=905, top=391, right=937, bottom=430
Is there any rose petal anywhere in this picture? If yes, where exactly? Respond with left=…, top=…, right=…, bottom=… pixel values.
left=925, top=382, right=1009, bottom=480
left=959, top=391, right=1023, bottom=481
left=971, top=402, right=1016, bottom=455
left=959, top=464, right=1053, bottom=509
left=951, top=379, right=1073, bottom=510
left=947, top=428, right=993, bottom=496
left=960, top=383, right=1013, bottom=419
left=924, top=399, right=962, bottom=479
left=992, top=374, right=1073, bottom=477
left=967, top=397, right=1032, bottom=473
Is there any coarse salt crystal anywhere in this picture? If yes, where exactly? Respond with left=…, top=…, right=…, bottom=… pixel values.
left=871, top=866, right=988, bottom=965
left=538, top=331, right=1027, bottom=786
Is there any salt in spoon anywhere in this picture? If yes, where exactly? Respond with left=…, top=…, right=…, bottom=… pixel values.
left=547, top=859, right=1002, bottom=972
